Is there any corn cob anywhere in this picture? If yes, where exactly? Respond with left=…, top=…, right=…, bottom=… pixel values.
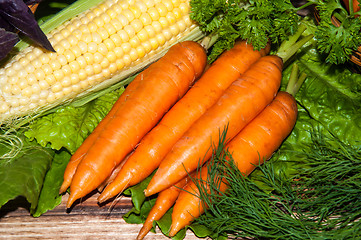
left=0, top=0, right=204, bottom=125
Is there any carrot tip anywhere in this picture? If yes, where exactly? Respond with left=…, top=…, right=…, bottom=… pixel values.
left=168, top=224, right=180, bottom=237
left=98, top=174, right=132, bottom=203
left=97, top=192, right=113, bottom=204
left=66, top=192, right=80, bottom=208
left=59, top=181, right=69, bottom=194
left=144, top=183, right=163, bottom=197
left=143, top=189, right=150, bottom=197
left=143, top=180, right=160, bottom=197
left=136, top=225, right=150, bottom=240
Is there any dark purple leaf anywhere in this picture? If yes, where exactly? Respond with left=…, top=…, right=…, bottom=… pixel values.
left=23, top=0, right=42, bottom=5
left=0, top=0, right=54, bottom=52
left=0, top=14, right=14, bottom=31
left=0, top=27, right=19, bottom=60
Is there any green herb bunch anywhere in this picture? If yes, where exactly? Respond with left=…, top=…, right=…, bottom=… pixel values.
left=190, top=0, right=300, bottom=62
left=314, top=0, right=361, bottom=64
left=194, top=132, right=361, bottom=239
left=190, top=0, right=361, bottom=65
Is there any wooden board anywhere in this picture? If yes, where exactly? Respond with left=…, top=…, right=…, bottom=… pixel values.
left=0, top=192, right=200, bottom=240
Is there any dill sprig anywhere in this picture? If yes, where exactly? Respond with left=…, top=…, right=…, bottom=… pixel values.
left=194, top=130, right=361, bottom=239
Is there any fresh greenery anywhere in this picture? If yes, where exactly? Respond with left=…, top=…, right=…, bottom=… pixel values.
left=193, top=129, right=361, bottom=239
left=24, top=87, right=125, bottom=154
left=0, top=131, right=54, bottom=213
left=314, top=0, right=361, bottom=64
left=190, top=0, right=301, bottom=62
left=190, top=0, right=361, bottom=64
left=0, top=86, right=124, bottom=215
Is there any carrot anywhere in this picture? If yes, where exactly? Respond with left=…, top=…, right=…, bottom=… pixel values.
left=136, top=175, right=192, bottom=240
left=62, top=41, right=207, bottom=208
left=143, top=55, right=283, bottom=197
left=168, top=91, right=298, bottom=236
left=97, top=40, right=270, bottom=203
left=59, top=69, right=148, bottom=194
left=97, top=151, right=133, bottom=193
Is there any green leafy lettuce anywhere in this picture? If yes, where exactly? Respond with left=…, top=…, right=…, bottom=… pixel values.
left=24, top=87, right=124, bottom=154
left=0, top=86, right=124, bottom=216
left=283, top=41, right=361, bottom=146
left=0, top=131, right=54, bottom=213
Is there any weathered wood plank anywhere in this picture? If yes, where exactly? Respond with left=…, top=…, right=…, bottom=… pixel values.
left=0, top=193, right=201, bottom=240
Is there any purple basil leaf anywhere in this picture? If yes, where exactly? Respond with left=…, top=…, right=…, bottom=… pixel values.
left=0, top=14, right=14, bottom=31
left=0, top=0, right=54, bottom=52
left=23, top=0, right=42, bottom=5
left=0, top=27, right=19, bottom=60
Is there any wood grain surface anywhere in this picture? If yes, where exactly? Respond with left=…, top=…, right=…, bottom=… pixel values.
left=0, top=192, right=201, bottom=240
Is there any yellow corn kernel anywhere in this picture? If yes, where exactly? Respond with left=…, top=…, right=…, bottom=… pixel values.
left=123, top=9, right=135, bottom=22
left=58, top=55, right=68, bottom=66
left=131, top=19, right=143, bottom=33
left=42, top=64, right=52, bottom=75
left=21, top=87, right=32, bottom=98
left=70, top=74, right=80, bottom=84
left=104, top=23, right=117, bottom=36
left=104, top=38, right=116, bottom=51
left=64, top=50, right=76, bottom=63
left=110, top=34, right=122, bottom=46
left=34, top=68, right=45, bottom=80
left=27, top=74, right=37, bottom=85
left=76, top=56, right=87, bottom=68
left=129, top=36, right=140, bottom=48
left=71, top=46, right=83, bottom=58
left=18, top=80, right=28, bottom=90
left=61, top=65, right=72, bottom=76
left=106, top=52, right=117, bottom=63
left=129, top=6, right=142, bottom=18
left=97, top=43, right=109, bottom=55
left=148, top=7, right=160, bottom=21
left=93, top=52, right=104, bottom=64
left=39, top=80, right=50, bottom=90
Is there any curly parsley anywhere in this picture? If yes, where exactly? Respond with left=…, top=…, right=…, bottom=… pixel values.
left=191, top=0, right=361, bottom=65
left=190, top=0, right=300, bottom=62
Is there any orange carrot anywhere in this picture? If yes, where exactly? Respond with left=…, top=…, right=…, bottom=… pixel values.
left=97, top=151, right=133, bottom=193
left=136, top=175, right=191, bottom=240
left=168, top=91, right=298, bottom=236
left=62, top=41, right=207, bottom=208
left=144, top=55, right=283, bottom=197
left=59, top=69, right=148, bottom=194
left=97, top=40, right=270, bottom=203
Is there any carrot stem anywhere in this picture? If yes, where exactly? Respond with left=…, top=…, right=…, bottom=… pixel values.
left=277, top=23, right=314, bottom=64
left=286, top=63, right=307, bottom=97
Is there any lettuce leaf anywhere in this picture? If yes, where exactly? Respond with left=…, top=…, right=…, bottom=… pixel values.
left=123, top=174, right=228, bottom=240
left=0, top=86, right=124, bottom=216
left=0, top=132, right=54, bottom=211
left=282, top=43, right=361, bottom=145
left=32, top=149, right=71, bottom=217
left=24, top=87, right=124, bottom=154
